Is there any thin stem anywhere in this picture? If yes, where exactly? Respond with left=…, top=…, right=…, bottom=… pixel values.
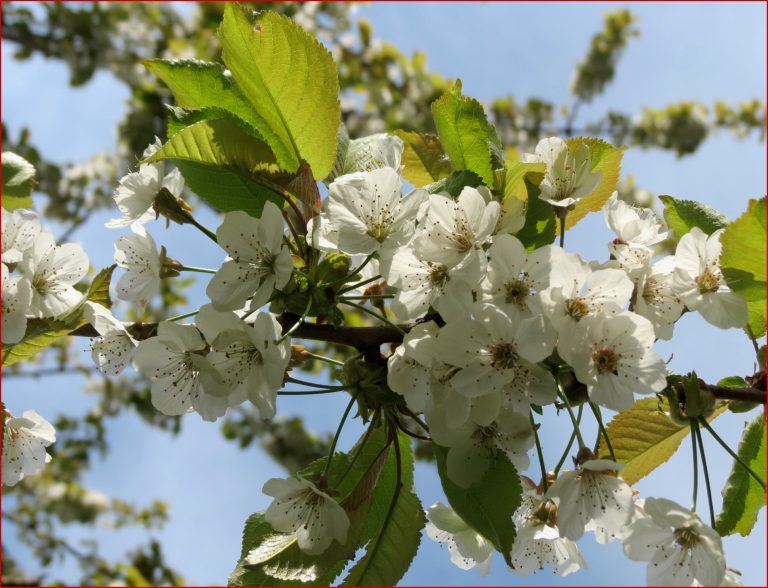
left=554, top=403, right=584, bottom=475
left=187, top=217, right=218, bottom=243
left=589, top=402, right=615, bottom=461
left=335, top=416, right=378, bottom=487
left=323, top=393, right=359, bottom=477
left=177, top=265, right=217, bottom=275
left=277, top=389, right=344, bottom=396
left=340, top=300, right=406, bottom=335
left=557, top=207, right=568, bottom=248
left=337, top=275, right=382, bottom=295
left=690, top=419, right=699, bottom=512
left=277, top=296, right=313, bottom=344
left=530, top=411, right=548, bottom=492
left=303, top=352, right=345, bottom=367
left=283, top=234, right=301, bottom=257
left=746, top=324, right=760, bottom=358
left=401, top=407, right=430, bottom=435
left=339, top=294, right=393, bottom=301
left=167, top=310, right=199, bottom=322
left=693, top=421, right=716, bottom=527
left=556, top=376, right=586, bottom=449
left=324, top=252, right=377, bottom=289
left=285, top=376, right=344, bottom=389
left=281, top=209, right=306, bottom=259
left=394, top=418, right=431, bottom=441
left=700, top=417, right=766, bottom=490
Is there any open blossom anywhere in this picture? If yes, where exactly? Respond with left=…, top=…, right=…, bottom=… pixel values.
left=309, top=167, right=426, bottom=269
left=2, top=263, right=32, bottom=344
left=545, top=458, right=634, bottom=543
left=387, top=245, right=479, bottom=320
left=114, top=224, right=162, bottom=304
left=430, top=406, right=534, bottom=488
left=672, top=227, right=747, bottom=329
left=387, top=321, right=440, bottom=412
left=3, top=410, right=56, bottom=486
left=2, top=207, right=41, bottom=265
left=559, top=311, right=667, bottom=411
left=622, top=497, right=726, bottom=586
left=633, top=257, right=685, bottom=340
left=133, top=321, right=228, bottom=422
left=207, top=202, right=293, bottom=311
left=604, top=192, right=668, bottom=248
left=510, top=479, right=587, bottom=576
left=196, top=305, right=289, bottom=419
left=437, top=304, right=555, bottom=401
left=330, top=132, right=404, bottom=179
left=106, top=139, right=185, bottom=228
left=22, top=232, right=89, bottom=318
left=83, top=302, right=138, bottom=375
left=425, top=502, right=493, bottom=575
left=262, top=476, right=349, bottom=555
left=521, top=137, right=602, bottom=208
left=413, top=186, right=500, bottom=268
left=480, top=235, right=554, bottom=316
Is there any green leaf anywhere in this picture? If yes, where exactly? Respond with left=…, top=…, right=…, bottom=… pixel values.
left=2, top=318, right=81, bottom=367
left=342, top=433, right=423, bottom=586
left=431, top=80, right=502, bottom=187
left=715, top=414, right=766, bottom=536
left=494, top=159, right=548, bottom=237
left=145, top=59, right=265, bottom=140
left=720, top=197, right=766, bottom=337
left=596, top=397, right=727, bottom=485
left=2, top=151, right=36, bottom=210
left=86, top=265, right=117, bottom=310
left=394, top=130, right=453, bottom=188
left=229, top=425, right=395, bottom=586
left=219, top=6, right=340, bottom=178
left=561, top=137, right=625, bottom=231
left=718, top=377, right=759, bottom=414
left=146, top=119, right=284, bottom=217
left=659, top=195, right=729, bottom=238
left=514, top=170, right=557, bottom=252
left=433, top=444, right=521, bottom=567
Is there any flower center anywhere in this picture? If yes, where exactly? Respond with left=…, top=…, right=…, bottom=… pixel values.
left=565, top=297, right=589, bottom=320
left=491, top=343, right=519, bottom=370
left=428, top=264, right=449, bottom=287
left=696, top=268, right=722, bottom=294
left=366, top=207, right=393, bottom=242
left=592, top=348, right=620, bottom=375
left=504, top=278, right=530, bottom=306
left=673, top=526, right=701, bottom=549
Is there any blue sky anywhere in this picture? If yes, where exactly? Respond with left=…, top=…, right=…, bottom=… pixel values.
left=2, top=2, right=766, bottom=586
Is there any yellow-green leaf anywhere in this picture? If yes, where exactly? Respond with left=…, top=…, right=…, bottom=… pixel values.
left=431, top=80, right=502, bottom=187
left=494, top=159, right=547, bottom=235
left=560, top=137, right=625, bottom=232
left=219, top=6, right=340, bottom=179
left=86, top=265, right=117, bottom=310
left=720, top=197, right=766, bottom=337
left=2, top=318, right=81, bottom=367
left=2, top=151, right=36, bottom=210
left=394, top=130, right=452, bottom=187
left=659, top=195, right=728, bottom=239
left=715, top=413, right=766, bottom=536
left=597, top=397, right=726, bottom=485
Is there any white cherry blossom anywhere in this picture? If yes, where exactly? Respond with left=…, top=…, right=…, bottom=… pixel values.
left=114, top=223, right=162, bottom=304
left=559, top=311, right=668, bottom=412
left=333, top=132, right=403, bottom=178
left=387, top=321, right=440, bottom=412
left=196, top=305, right=290, bottom=419
left=480, top=235, right=553, bottom=316
left=425, top=502, right=493, bottom=574
left=106, top=139, right=185, bottom=228
left=2, top=263, right=32, bottom=344
left=83, top=302, right=138, bottom=375
left=413, top=186, right=500, bottom=268
left=2, top=207, right=41, bottom=265
left=2, top=410, right=56, bottom=486
left=672, top=227, right=747, bottom=329
left=521, top=137, right=602, bottom=208
left=22, top=232, right=89, bottom=318
left=605, top=192, right=668, bottom=248
left=262, top=476, right=349, bottom=555
left=133, top=321, right=228, bottom=422
left=545, top=458, right=633, bottom=543
left=622, top=497, right=726, bottom=586
left=207, top=202, right=293, bottom=311
left=633, top=257, right=685, bottom=340
left=309, top=168, right=426, bottom=270
left=387, top=245, right=479, bottom=320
